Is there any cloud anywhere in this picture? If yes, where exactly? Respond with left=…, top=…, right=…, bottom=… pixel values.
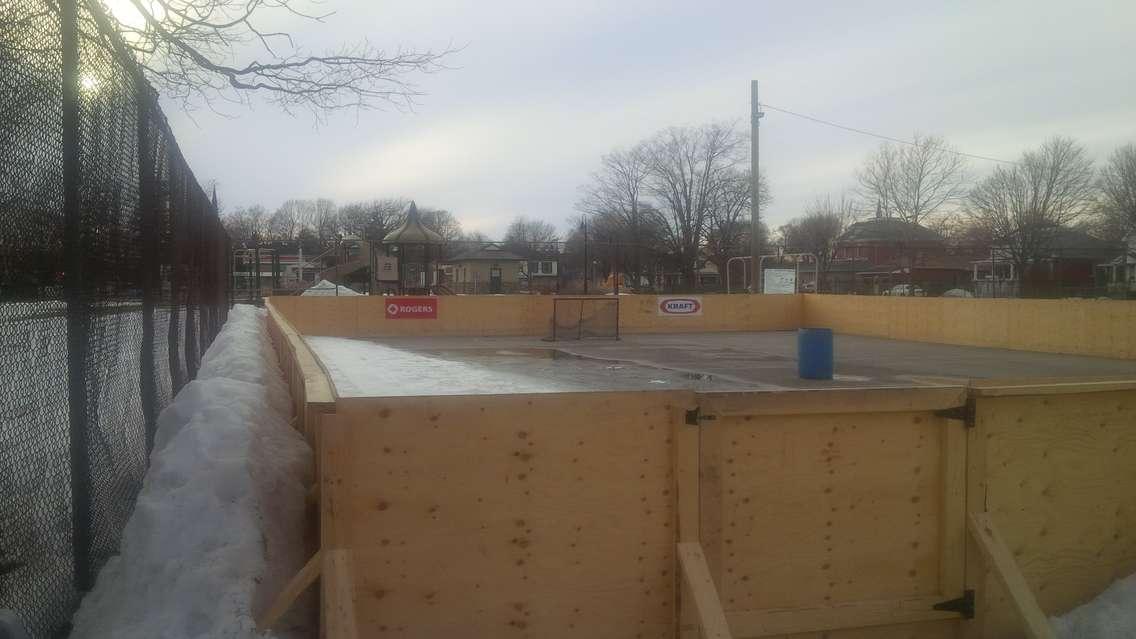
left=168, top=0, right=1136, bottom=238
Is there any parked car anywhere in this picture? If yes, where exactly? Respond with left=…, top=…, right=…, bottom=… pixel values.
left=941, top=288, right=975, bottom=298
left=882, top=284, right=925, bottom=297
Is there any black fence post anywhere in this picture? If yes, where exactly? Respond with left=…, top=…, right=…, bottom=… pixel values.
left=184, top=192, right=199, bottom=379
left=137, top=85, right=159, bottom=452
left=167, top=163, right=185, bottom=393
left=60, top=0, right=93, bottom=592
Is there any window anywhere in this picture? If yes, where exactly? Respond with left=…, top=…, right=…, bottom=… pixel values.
left=539, top=260, right=555, bottom=275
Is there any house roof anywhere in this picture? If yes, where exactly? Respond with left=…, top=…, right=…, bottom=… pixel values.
left=445, top=243, right=527, bottom=262
left=837, top=218, right=943, bottom=244
left=994, top=226, right=1122, bottom=260
left=382, top=201, right=445, bottom=245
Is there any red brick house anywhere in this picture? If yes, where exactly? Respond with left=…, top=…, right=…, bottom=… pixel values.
left=832, top=218, right=972, bottom=295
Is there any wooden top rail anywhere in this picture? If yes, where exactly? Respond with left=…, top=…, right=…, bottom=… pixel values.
left=969, top=377, right=1136, bottom=397
left=266, top=299, right=335, bottom=405
left=696, top=386, right=968, bottom=418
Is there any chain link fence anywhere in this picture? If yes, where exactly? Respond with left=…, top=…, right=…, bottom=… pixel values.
left=0, top=0, right=230, bottom=635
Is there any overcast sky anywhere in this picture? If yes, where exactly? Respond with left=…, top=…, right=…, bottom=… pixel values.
left=161, top=0, right=1136, bottom=238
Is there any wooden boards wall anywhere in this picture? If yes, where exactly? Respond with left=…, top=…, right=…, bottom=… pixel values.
left=265, top=299, right=335, bottom=442
left=618, top=294, right=802, bottom=334
left=268, top=294, right=803, bottom=338
left=803, top=296, right=1136, bottom=360
left=292, top=373, right=1136, bottom=638
left=322, top=391, right=688, bottom=638
left=973, top=387, right=1136, bottom=637
left=697, top=389, right=967, bottom=638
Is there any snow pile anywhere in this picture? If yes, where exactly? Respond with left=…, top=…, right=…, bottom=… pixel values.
left=300, top=279, right=361, bottom=296
left=70, top=305, right=312, bottom=639
left=1053, top=572, right=1136, bottom=638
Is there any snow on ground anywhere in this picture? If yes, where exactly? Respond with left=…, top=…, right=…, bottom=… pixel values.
left=70, top=305, right=313, bottom=639
left=1052, top=572, right=1136, bottom=639
left=300, top=280, right=361, bottom=296
left=306, top=336, right=574, bottom=396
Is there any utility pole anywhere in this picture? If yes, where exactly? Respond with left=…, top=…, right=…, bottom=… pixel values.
left=749, top=80, right=764, bottom=293
left=582, top=216, right=589, bottom=295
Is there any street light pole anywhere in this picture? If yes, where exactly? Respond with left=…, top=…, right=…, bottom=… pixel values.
left=750, top=80, right=764, bottom=293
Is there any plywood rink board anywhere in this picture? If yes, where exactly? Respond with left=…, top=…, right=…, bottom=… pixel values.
left=327, top=391, right=689, bottom=638
left=700, top=408, right=959, bottom=639
left=978, top=389, right=1136, bottom=638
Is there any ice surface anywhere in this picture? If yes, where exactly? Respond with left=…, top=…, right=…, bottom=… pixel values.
left=305, top=337, right=752, bottom=397
left=306, top=336, right=573, bottom=396
left=70, top=305, right=313, bottom=639
left=300, top=280, right=361, bottom=296
left=1052, top=571, right=1136, bottom=639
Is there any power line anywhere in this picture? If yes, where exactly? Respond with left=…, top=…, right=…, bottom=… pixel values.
left=758, top=102, right=1018, bottom=165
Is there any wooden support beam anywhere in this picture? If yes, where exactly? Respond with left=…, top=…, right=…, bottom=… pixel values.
left=727, top=596, right=960, bottom=637
left=323, top=548, right=358, bottom=639
left=256, top=550, right=321, bottom=632
left=967, top=512, right=1057, bottom=639
left=673, top=404, right=701, bottom=639
left=939, top=417, right=967, bottom=597
left=677, top=542, right=733, bottom=639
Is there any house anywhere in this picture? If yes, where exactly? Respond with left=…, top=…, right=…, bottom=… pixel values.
left=1097, top=232, right=1136, bottom=297
left=973, top=227, right=1122, bottom=298
left=833, top=217, right=971, bottom=295
left=231, top=238, right=372, bottom=295
left=835, top=217, right=946, bottom=265
left=442, top=243, right=559, bottom=294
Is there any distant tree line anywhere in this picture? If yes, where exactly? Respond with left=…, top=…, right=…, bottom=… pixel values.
left=222, top=197, right=564, bottom=262
left=767, top=135, right=1136, bottom=292
left=224, top=134, right=1136, bottom=294
left=574, top=121, right=771, bottom=287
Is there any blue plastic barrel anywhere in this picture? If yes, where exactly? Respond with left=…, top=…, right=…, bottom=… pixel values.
left=798, top=328, right=834, bottom=380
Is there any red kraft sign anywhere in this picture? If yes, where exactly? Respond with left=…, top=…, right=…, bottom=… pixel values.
left=384, top=297, right=438, bottom=319
left=657, top=296, right=702, bottom=316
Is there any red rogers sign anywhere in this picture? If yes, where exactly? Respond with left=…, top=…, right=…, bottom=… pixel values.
left=384, top=297, right=438, bottom=319
left=657, top=296, right=702, bottom=316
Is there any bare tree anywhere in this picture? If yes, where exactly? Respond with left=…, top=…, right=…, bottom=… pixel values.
left=577, top=144, right=652, bottom=282
left=416, top=206, right=462, bottom=242
left=459, top=230, right=489, bottom=244
left=779, top=195, right=856, bottom=292
left=268, top=198, right=313, bottom=239
left=313, top=198, right=339, bottom=243
left=1099, top=143, right=1136, bottom=235
left=80, top=0, right=455, bottom=116
left=644, top=123, right=746, bottom=286
left=338, top=197, right=407, bottom=240
left=967, top=137, right=1097, bottom=292
left=858, top=135, right=968, bottom=226
left=921, top=211, right=964, bottom=242
left=503, top=216, right=559, bottom=256
left=222, top=204, right=269, bottom=239
left=704, top=168, right=770, bottom=279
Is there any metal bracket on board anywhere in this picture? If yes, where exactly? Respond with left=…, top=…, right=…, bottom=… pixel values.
left=935, top=399, right=976, bottom=428
left=684, top=406, right=717, bottom=426
left=932, top=589, right=975, bottom=619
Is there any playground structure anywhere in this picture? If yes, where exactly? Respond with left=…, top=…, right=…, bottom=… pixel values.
left=261, top=293, right=1136, bottom=638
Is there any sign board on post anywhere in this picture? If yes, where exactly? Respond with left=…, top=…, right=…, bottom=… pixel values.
left=384, top=297, right=438, bottom=319
left=763, top=269, right=796, bottom=294
left=657, top=296, right=703, bottom=316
